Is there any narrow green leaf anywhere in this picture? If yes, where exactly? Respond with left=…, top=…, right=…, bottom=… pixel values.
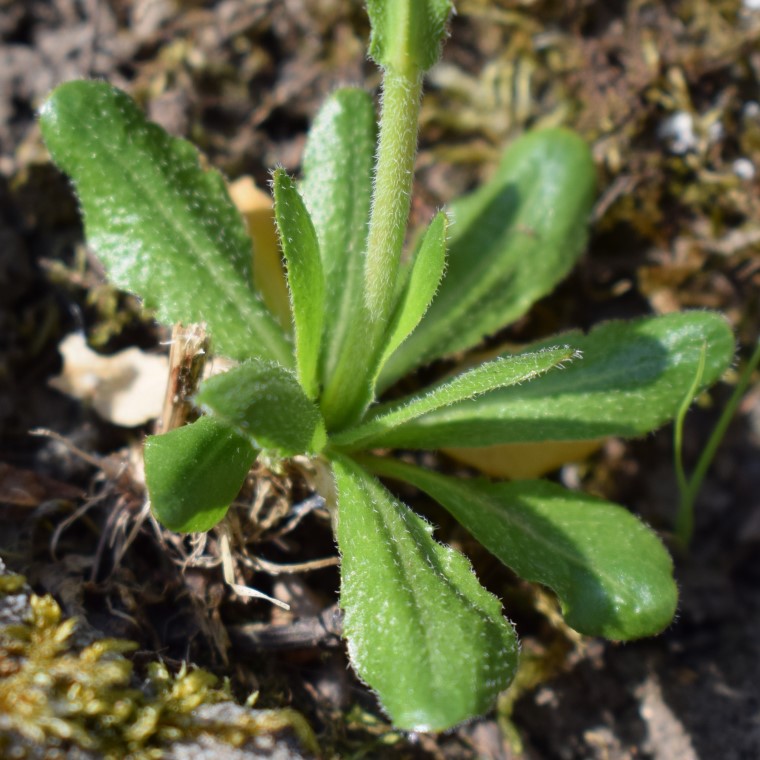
left=39, top=80, right=291, bottom=367
left=332, top=455, right=518, bottom=732
left=364, top=312, right=734, bottom=450
left=363, top=458, right=678, bottom=640
left=366, top=0, right=453, bottom=74
left=300, top=89, right=378, bottom=427
left=272, top=169, right=325, bottom=399
left=334, top=346, right=577, bottom=450
left=196, top=359, right=326, bottom=457
left=375, top=210, right=448, bottom=378
left=379, top=128, right=596, bottom=389
left=144, top=416, right=257, bottom=533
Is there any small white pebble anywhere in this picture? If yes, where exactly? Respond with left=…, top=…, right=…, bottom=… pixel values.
left=657, top=111, right=697, bottom=154
left=743, top=101, right=760, bottom=119
left=744, top=0, right=760, bottom=10
left=732, top=157, right=756, bottom=180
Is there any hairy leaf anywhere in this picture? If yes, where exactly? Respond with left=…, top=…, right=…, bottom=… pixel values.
left=364, top=458, right=678, bottom=640
left=39, top=81, right=291, bottom=366
left=145, top=416, right=257, bottom=533
left=375, top=210, right=448, bottom=378
left=300, top=89, right=378, bottom=426
left=272, top=169, right=325, bottom=399
left=334, top=346, right=576, bottom=449
left=196, top=359, right=326, bottom=456
left=333, top=456, right=517, bottom=731
left=365, top=312, right=734, bottom=449
left=379, top=128, right=596, bottom=388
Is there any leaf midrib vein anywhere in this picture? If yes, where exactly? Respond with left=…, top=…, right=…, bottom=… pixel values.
left=86, top=121, right=287, bottom=364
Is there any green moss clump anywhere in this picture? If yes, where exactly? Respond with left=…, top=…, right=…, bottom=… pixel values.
left=0, top=588, right=317, bottom=758
left=0, top=574, right=27, bottom=595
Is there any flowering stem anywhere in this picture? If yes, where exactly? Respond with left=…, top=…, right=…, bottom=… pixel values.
left=364, top=67, right=423, bottom=326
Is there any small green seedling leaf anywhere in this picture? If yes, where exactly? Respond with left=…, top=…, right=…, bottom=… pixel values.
left=272, top=169, right=325, bottom=399
left=367, top=312, right=734, bottom=449
left=196, top=359, right=326, bottom=457
left=39, top=81, right=291, bottom=367
left=380, top=128, right=596, bottom=388
left=366, top=0, right=453, bottom=74
left=334, top=346, right=577, bottom=450
left=333, top=455, right=518, bottom=731
left=364, top=458, right=678, bottom=640
left=144, top=416, right=257, bottom=533
left=375, top=210, right=448, bottom=378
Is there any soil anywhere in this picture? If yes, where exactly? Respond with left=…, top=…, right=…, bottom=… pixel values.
left=1, top=1, right=759, bottom=758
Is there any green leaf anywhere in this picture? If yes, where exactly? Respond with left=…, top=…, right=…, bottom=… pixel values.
left=366, top=0, right=453, bottom=74
left=196, top=359, right=326, bottom=457
left=144, top=416, right=257, bottom=533
left=364, top=312, right=734, bottom=450
left=332, top=455, right=518, bottom=731
left=375, top=210, right=448, bottom=379
left=39, top=80, right=291, bottom=367
left=272, top=169, right=325, bottom=399
left=299, top=89, right=377, bottom=395
left=334, top=346, right=577, bottom=450
left=379, top=128, right=596, bottom=389
left=363, top=458, right=678, bottom=640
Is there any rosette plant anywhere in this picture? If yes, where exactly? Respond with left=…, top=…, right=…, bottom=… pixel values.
left=39, top=0, right=734, bottom=732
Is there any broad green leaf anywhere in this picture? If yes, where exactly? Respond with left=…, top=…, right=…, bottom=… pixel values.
left=375, top=211, right=448, bottom=379
left=332, top=455, right=518, bottom=731
left=362, top=457, right=678, bottom=640
left=366, top=0, right=453, bottom=74
left=144, top=416, right=257, bottom=533
left=39, top=81, right=291, bottom=367
left=272, top=169, right=325, bottom=399
left=363, top=312, right=734, bottom=450
left=300, top=89, right=378, bottom=427
left=334, top=346, right=577, bottom=450
left=195, top=359, right=326, bottom=456
left=379, top=128, right=596, bottom=389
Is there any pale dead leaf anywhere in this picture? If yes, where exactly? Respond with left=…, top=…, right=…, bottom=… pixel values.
left=50, top=333, right=169, bottom=427
left=228, top=176, right=291, bottom=328
left=444, top=440, right=603, bottom=479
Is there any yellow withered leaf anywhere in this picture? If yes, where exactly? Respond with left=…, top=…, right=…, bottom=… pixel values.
left=228, top=176, right=291, bottom=329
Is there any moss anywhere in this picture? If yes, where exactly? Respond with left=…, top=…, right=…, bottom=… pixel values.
left=0, top=575, right=26, bottom=595
left=0, top=587, right=317, bottom=758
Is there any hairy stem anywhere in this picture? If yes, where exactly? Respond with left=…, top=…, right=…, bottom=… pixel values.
left=364, top=68, right=423, bottom=325
left=319, top=67, right=423, bottom=432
